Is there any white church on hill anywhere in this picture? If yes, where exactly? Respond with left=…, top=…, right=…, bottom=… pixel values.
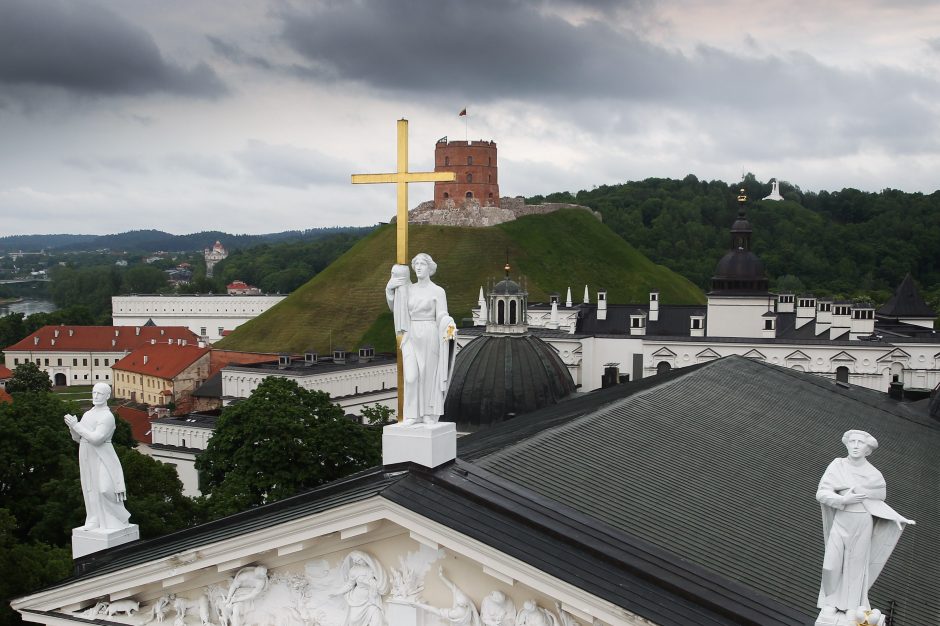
left=466, top=194, right=939, bottom=395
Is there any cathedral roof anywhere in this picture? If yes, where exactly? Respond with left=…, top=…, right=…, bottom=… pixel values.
left=20, top=358, right=940, bottom=626
left=491, top=278, right=522, bottom=295
left=876, top=274, right=937, bottom=318
left=443, top=334, right=576, bottom=430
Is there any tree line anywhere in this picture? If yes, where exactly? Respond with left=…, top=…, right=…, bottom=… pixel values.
left=529, top=174, right=940, bottom=311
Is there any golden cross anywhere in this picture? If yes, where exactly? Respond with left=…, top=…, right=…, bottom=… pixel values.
left=352, top=119, right=455, bottom=264
left=352, top=119, right=455, bottom=421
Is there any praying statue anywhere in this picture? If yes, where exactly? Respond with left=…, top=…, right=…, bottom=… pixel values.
left=333, top=550, right=388, bottom=626
left=64, top=382, right=132, bottom=531
left=386, top=253, right=457, bottom=425
left=815, top=430, right=914, bottom=625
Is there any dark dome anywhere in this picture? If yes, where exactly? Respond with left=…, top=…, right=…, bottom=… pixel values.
left=443, top=334, right=576, bottom=430
left=711, top=250, right=768, bottom=293
left=492, top=278, right=522, bottom=295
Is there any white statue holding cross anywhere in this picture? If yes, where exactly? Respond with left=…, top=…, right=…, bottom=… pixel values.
left=352, top=119, right=457, bottom=426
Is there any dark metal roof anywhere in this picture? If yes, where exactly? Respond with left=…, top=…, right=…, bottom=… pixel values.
left=443, top=334, right=576, bottom=430
left=877, top=274, right=937, bottom=318
left=576, top=304, right=706, bottom=336
left=192, top=371, right=222, bottom=398
left=491, top=278, right=522, bottom=295
left=383, top=462, right=809, bottom=626
left=467, top=356, right=940, bottom=626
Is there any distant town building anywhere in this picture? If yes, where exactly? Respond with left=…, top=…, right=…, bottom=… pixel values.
left=220, top=348, right=396, bottom=418
left=226, top=280, right=262, bottom=295
left=203, top=240, right=227, bottom=278
left=3, top=325, right=199, bottom=387
left=112, top=341, right=210, bottom=407
left=467, top=192, right=940, bottom=394
left=111, top=293, right=286, bottom=342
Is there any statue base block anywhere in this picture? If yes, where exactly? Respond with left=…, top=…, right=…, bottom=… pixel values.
left=386, top=599, right=425, bottom=626
left=72, top=525, right=140, bottom=559
left=383, top=422, right=456, bottom=468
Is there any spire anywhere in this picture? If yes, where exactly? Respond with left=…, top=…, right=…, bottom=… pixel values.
left=565, top=287, right=573, bottom=307
left=583, top=285, right=589, bottom=304
left=486, top=261, right=528, bottom=334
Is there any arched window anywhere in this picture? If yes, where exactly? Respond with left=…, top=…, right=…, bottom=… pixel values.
left=497, top=300, right=505, bottom=324
left=509, top=300, right=517, bottom=324
left=488, top=157, right=492, bottom=166
left=467, top=156, right=473, bottom=165
left=467, top=173, right=473, bottom=183
left=836, top=366, right=849, bottom=383
left=656, top=361, right=672, bottom=375
left=443, top=192, right=449, bottom=199
left=466, top=191, right=473, bottom=199
left=488, top=192, right=494, bottom=199
left=444, top=156, right=450, bottom=166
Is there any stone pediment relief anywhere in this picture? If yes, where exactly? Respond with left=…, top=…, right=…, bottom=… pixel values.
left=14, top=501, right=632, bottom=626
left=829, top=351, right=857, bottom=362
left=695, top=348, right=721, bottom=360
left=877, top=348, right=911, bottom=363
left=742, top=349, right=766, bottom=360
left=784, top=350, right=810, bottom=361
left=651, top=347, right=677, bottom=358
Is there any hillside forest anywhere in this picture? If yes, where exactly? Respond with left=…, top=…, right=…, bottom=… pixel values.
left=529, top=174, right=940, bottom=310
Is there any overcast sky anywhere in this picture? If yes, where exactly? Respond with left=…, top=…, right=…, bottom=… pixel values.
left=2, top=0, right=940, bottom=236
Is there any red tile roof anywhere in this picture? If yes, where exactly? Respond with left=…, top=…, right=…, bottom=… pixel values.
left=113, top=343, right=210, bottom=379
left=0, top=388, right=12, bottom=404
left=115, top=405, right=152, bottom=444
left=208, top=349, right=279, bottom=377
left=0, top=365, right=12, bottom=379
left=4, top=326, right=199, bottom=353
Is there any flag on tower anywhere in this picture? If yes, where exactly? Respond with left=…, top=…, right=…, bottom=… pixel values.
left=458, top=108, right=467, bottom=117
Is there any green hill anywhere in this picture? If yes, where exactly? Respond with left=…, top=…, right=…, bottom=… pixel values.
left=217, top=209, right=705, bottom=354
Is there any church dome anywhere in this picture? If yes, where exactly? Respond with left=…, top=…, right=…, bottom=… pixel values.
left=443, top=334, right=576, bottom=431
left=492, top=278, right=522, bottom=295
left=709, top=190, right=769, bottom=294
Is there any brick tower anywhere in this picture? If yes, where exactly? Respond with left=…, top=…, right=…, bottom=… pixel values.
left=434, top=138, right=499, bottom=207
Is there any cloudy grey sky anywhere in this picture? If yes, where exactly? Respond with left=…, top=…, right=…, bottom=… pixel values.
left=2, top=0, right=939, bottom=235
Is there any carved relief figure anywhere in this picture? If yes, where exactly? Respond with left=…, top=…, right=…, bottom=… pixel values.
left=515, top=600, right=559, bottom=626
left=412, top=566, right=481, bottom=626
left=815, top=430, right=914, bottom=623
left=226, top=565, right=268, bottom=626
left=333, top=550, right=388, bottom=626
left=63, top=383, right=132, bottom=531
left=386, top=253, right=456, bottom=425
left=481, top=591, right=516, bottom=626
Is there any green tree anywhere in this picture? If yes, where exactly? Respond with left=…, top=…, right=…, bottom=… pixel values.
left=122, top=264, right=170, bottom=294
left=360, top=404, right=395, bottom=425
left=6, top=362, right=52, bottom=393
left=196, top=377, right=381, bottom=517
left=0, top=313, right=26, bottom=353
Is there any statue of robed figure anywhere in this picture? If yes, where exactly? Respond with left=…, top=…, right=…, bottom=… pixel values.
left=815, top=429, right=914, bottom=625
left=386, top=253, right=457, bottom=425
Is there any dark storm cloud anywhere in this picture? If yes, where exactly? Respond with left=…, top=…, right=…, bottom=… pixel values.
left=0, top=0, right=227, bottom=98
left=275, top=0, right=940, bottom=156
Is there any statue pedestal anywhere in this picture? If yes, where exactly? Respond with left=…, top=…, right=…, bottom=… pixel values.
left=386, top=599, right=425, bottom=626
left=383, top=422, right=456, bottom=468
left=72, top=525, right=140, bottom=559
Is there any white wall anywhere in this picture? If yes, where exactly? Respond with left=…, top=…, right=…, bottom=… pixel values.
left=112, top=295, right=286, bottom=341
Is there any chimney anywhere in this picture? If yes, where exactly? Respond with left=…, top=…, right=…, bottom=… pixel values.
left=888, top=375, right=904, bottom=401
left=54, top=329, right=60, bottom=338
left=182, top=339, right=187, bottom=347
left=135, top=327, right=141, bottom=336
left=596, top=289, right=607, bottom=321
left=566, top=287, right=573, bottom=308
left=69, top=329, right=74, bottom=337
left=34, top=336, right=39, bottom=345
left=51, top=339, right=55, bottom=346
left=649, top=290, right=660, bottom=322
left=160, top=329, right=165, bottom=336
left=115, top=329, right=119, bottom=336
left=583, top=284, right=590, bottom=304
left=198, top=340, right=206, bottom=348
left=112, top=339, right=116, bottom=347
left=143, top=355, right=149, bottom=365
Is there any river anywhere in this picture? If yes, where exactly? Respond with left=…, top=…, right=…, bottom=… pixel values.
left=0, top=298, right=58, bottom=317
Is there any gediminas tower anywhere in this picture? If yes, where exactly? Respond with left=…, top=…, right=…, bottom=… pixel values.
left=433, top=138, right=499, bottom=207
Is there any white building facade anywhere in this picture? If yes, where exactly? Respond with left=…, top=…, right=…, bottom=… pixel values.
left=112, top=294, right=286, bottom=342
